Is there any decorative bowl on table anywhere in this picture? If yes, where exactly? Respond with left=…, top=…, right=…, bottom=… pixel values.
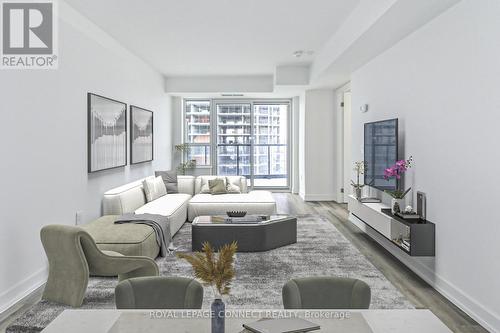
left=226, top=211, right=247, bottom=218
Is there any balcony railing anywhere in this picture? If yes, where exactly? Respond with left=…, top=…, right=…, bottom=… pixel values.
left=184, top=143, right=287, bottom=181
left=186, top=145, right=211, bottom=166
left=217, top=143, right=287, bottom=179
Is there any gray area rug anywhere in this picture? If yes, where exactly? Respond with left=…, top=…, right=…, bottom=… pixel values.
left=7, top=214, right=412, bottom=332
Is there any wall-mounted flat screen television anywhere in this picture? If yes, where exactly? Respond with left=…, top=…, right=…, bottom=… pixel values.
left=364, top=118, right=398, bottom=191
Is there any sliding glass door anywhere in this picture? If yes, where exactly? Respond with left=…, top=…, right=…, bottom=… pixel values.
left=215, top=101, right=289, bottom=189
left=252, top=103, right=289, bottom=188
left=215, top=103, right=252, bottom=188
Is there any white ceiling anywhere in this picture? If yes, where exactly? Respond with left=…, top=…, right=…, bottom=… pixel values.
left=64, top=0, right=360, bottom=76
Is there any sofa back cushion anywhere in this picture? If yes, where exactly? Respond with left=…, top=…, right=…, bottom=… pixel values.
left=155, top=170, right=179, bottom=193
left=177, top=176, right=195, bottom=196
left=103, top=179, right=147, bottom=215
left=199, top=177, right=226, bottom=194
left=103, top=176, right=195, bottom=215
left=225, top=177, right=242, bottom=193
left=142, top=176, right=167, bottom=202
left=194, top=176, right=247, bottom=194
left=208, top=179, right=227, bottom=195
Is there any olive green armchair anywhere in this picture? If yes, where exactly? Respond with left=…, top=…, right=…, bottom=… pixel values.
left=41, top=224, right=159, bottom=307
left=282, top=276, right=371, bottom=309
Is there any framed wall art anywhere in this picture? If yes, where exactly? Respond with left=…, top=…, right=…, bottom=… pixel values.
left=87, top=93, right=127, bottom=173
left=130, top=105, right=153, bottom=164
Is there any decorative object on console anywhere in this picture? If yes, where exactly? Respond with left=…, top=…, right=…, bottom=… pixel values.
left=417, top=191, right=427, bottom=220
left=87, top=93, right=127, bottom=173
left=130, top=105, right=153, bottom=164
left=383, top=156, right=413, bottom=214
left=351, top=161, right=366, bottom=200
left=177, top=241, right=238, bottom=333
left=175, top=143, right=197, bottom=175
left=393, top=206, right=422, bottom=221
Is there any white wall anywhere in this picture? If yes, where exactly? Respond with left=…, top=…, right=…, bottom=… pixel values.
left=299, top=89, right=338, bottom=201
left=350, top=0, right=500, bottom=331
left=0, top=1, right=171, bottom=315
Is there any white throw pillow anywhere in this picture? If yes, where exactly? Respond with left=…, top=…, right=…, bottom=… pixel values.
left=200, top=177, right=226, bottom=194
left=143, top=176, right=167, bottom=202
left=226, top=177, right=241, bottom=193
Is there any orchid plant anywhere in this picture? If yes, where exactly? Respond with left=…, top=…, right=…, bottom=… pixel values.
left=384, top=156, right=413, bottom=199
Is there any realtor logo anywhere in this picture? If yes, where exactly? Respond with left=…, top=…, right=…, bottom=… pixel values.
left=1, top=1, right=58, bottom=69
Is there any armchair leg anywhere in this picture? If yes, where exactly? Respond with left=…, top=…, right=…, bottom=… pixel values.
left=42, top=268, right=89, bottom=307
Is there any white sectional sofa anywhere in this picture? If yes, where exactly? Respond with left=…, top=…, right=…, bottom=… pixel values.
left=102, top=175, right=277, bottom=237
left=188, top=176, right=276, bottom=221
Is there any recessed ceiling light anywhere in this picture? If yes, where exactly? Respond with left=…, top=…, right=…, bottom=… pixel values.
left=221, top=93, right=244, bottom=97
left=293, top=50, right=314, bottom=58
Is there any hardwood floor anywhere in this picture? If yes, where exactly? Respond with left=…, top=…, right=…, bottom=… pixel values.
left=0, top=193, right=487, bottom=333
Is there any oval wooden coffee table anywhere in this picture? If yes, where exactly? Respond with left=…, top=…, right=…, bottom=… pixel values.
left=191, top=215, right=297, bottom=252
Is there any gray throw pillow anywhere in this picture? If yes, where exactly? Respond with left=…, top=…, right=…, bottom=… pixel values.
left=155, top=170, right=178, bottom=193
left=209, top=179, right=227, bottom=195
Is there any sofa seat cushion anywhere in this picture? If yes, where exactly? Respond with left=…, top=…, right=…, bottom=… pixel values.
left=188, top=191, right=277, bottom=221
left=135, top=193, right=191, bottom=215
left=82, top=215, right=159, bottom=259
left=189, top=191, right=275, bottom=203
left=134, top=193, right=191, bottom=236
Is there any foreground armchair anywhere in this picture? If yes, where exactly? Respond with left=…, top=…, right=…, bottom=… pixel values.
left=41, top=224, right=159, bottom=307
left=115, top=276, right=203, bottom=309
left=282, top=276, right=371, bottom=309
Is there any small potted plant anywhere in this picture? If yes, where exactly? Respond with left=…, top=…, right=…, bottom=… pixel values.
left=175, top=143, right=197, bottom=175
left=177, top=241, right=237, bottom=333
left=384, top=156, right=413, bottom=214
left=351, top=161, right=366, bottom=200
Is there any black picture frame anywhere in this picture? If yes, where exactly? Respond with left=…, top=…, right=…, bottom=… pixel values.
left=130, top=105, right=154, bottom=164
left=87, top=93, right=128, bottom=173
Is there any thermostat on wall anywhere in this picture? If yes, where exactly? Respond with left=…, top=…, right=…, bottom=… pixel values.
left=360, top=104, right=369, bottom=113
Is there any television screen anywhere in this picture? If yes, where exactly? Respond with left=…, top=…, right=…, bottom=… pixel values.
left=364, top=119, right=398, bottom=191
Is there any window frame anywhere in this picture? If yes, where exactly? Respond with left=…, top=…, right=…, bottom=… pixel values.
left=182, top=98, right=292, bottom=190
left=182, top=99, right=212, bottom=167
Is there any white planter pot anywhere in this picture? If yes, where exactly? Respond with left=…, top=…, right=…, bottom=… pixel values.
left=354, top=187, right=362, bottom=200
left=391, top=198, right=405, bottom=214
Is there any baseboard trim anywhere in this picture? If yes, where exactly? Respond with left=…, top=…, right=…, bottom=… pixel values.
left=0, top=266, right=47, bottom=322
left=301, top=193, right=337, bottom=201
left=350, top=214, right=499, bottom=333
